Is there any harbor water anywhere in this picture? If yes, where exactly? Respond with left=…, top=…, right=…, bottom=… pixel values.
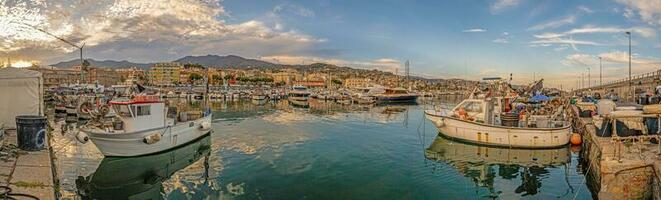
left=51, top=97, right=593, bottom=199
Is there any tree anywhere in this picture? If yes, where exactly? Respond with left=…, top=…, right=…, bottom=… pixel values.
left=189, top=73, right=203, bottom=81
left=332, top=79, right=342, bottom=85
left=184, top=63, right=205, bottom=69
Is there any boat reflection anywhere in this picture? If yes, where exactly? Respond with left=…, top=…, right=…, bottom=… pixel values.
left=75, top=135, right=212, bottom=200
left=425, top=135, right=570, bottom=197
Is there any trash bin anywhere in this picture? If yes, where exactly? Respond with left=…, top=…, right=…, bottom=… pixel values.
left=15, top=115, right=47, bottom=151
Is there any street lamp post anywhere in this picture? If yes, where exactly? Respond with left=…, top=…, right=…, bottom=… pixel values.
left=599, top=56, right=602, bottom=86
left=626, top=31, right=632, bottom=102
left=588, top=67, right=591, bottom=88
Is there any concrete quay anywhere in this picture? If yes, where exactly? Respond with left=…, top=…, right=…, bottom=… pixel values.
left=572, top=106, right=661, bottom=199
left=0, top=130, right=56, bottom=200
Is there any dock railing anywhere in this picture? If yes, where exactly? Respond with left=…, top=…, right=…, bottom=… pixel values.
left=584, top=69, right=661, bottom=90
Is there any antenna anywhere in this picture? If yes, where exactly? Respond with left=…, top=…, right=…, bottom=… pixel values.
left=17, top=22, right=86, bottom=82
left=405, top=60, right=410, bottom=81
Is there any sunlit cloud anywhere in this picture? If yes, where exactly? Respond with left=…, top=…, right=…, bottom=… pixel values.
left=527, top=15, right=576, bottom=31
left=490, top=0, right=522, bottom=13
left=462, top=28, right=487, bottom=33
left=0, top=0, right=323, bottom=63
left=615, top=0, right=661, bottom=25
left=260, top=55, right=402, bottom=74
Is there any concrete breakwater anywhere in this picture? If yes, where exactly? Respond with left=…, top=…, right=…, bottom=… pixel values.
left=571, top=106, right=661, bottom=199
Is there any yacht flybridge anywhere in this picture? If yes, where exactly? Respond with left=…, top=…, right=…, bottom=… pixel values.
left=78, top=93, right=212, bottom=157
left=424, top=79, right=571, bottom=148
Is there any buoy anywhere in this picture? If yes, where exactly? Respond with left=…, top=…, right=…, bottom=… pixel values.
left=570, top=133, right=582, bottom=145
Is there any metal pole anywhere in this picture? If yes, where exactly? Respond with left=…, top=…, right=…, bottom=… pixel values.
left=599, top=56, right=602, bottom=86
left=80, top=47, right=84, bottom=84
left=588, top=67, right=591, bottom=88
left=627, top=31, right=632, bottom=102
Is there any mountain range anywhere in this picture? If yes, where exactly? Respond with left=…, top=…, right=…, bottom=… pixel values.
left=50, top=54, right=280, bottom=69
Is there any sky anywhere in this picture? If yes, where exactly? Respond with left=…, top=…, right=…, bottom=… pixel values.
left=1, top=0, right=661, bottom=90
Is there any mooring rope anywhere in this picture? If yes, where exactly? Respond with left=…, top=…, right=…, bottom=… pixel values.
left=0, top=185, right=40, bottom=200
left=572, top=149, right=594, bottom=200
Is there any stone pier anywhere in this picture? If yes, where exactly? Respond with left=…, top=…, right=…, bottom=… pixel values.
left=0, top=130, right=56, bottom=200
left=572, top=106, right=661, bottom=199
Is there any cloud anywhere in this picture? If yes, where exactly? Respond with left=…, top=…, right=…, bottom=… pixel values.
left=598, top=51, right=661, bottom=64
left=272, top=3, right=315, bottom=17
left=490, top=0, right=522, bottom=13
left=530, top=38, right=602, bottom=47
left=492, top=38, right=508, bottom=43
left=462, top=28, right=487, bottom=33
left=0, top=0, right=324, bottom=63
left=260, top=55, right=402, bottom=73
left=535, top=25, right=656, bottom=39
left=563, top=54, right=595, bottom=66
left=527, top=15, right=576, bottom=31
left=615, top=0, right=661, bottom=25
left=492, top=32, right=510, bottom=43
left=577, top=5, right=594, bottom=14
left=479, top=68, right=497, bottom=75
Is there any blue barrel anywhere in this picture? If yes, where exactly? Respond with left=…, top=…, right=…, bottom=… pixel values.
left=15, top=115, right=47, bottom=151
left=645, top=117, right=659, bottom=135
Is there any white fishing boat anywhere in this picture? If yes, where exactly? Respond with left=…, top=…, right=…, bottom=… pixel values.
left=424, top=80, right=571, bottom=148
left=288, top=85, right=310, bottom=107
left=78, top=94, right=212, bottom=157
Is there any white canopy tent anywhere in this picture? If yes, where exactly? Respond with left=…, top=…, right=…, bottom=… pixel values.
left=0, top=67, right=43, bottom=129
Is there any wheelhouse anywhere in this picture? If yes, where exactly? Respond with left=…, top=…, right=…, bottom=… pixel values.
left=109, top=95, right=167, bottom=132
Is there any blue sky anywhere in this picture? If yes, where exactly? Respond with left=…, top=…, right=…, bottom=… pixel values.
left=2, top=0, right=661, bottom=89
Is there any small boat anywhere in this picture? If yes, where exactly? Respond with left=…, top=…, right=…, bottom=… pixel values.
left=79, top=94, right=212, bottom=157
left=424, top=81, right=571, bottom=148
left=373, top=87, right=418, bottom=103
left=251, top=94, right=268, bottom=101
left=288, top=85, right=310, bottom=107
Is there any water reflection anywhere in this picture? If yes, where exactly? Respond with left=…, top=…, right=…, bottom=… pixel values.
left=424, top=135, right=571, bottom=198
left=75, top=135, right=212, bottom=200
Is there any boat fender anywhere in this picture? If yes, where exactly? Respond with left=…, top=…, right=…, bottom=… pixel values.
left=199, top=121, right=211, bottom=131
left=434, top=118, right=445, bottom=127
left=76, top=132, right=89, bottom=144
left=144, top=133, right=162, bottom=144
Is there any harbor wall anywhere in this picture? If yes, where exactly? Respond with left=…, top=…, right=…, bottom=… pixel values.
left=571, top=106, right=660, bottom=199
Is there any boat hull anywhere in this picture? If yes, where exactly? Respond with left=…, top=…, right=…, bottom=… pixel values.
left=424, top=110, right=570, bottom=148
left=289, top=99, right=309, bottom=107
left=83, top=115, right=212, bottom=157
left=375, top=95, right=418, bottom=103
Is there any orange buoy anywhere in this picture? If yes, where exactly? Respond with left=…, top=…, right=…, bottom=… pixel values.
left=570, top=133, right=582, bottom=145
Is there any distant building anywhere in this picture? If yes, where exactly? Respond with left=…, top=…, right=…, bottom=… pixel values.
left=116, top=67, right=146, bottom=85
left=85, top=67, right=121, bottom=86
left=149, top=62, right=182, bottom=86
left=344, top=78, right=370, bottom=88
left=29, top=66, right=80, bottom=87
left=294, top=81, right=325, bottom=88
left=269, top=70, right=302, bottom=85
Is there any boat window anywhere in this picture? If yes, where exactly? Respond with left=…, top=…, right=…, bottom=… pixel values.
left=113, top=105, right=133, bottom=117
left=461, top=101, right=483, bottom=113
left=132, top=105, right=151, bottom=116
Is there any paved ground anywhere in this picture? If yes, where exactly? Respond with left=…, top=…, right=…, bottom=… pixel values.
left=0, top=129, right=56, bottom=200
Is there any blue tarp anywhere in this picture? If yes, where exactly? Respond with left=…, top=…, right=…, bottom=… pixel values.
left=530, top=94, right=550, bottom=102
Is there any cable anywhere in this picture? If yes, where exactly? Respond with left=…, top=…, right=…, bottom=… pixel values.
left=0, top=185, right=40, bottom=200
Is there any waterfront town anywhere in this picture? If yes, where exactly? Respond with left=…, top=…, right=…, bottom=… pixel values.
left=1, top=0, right=661, bottom=200
left=25, top=59, right=473, bottom=94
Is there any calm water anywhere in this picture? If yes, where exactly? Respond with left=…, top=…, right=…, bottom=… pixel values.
left=51, top=97, right=592, bottom=199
